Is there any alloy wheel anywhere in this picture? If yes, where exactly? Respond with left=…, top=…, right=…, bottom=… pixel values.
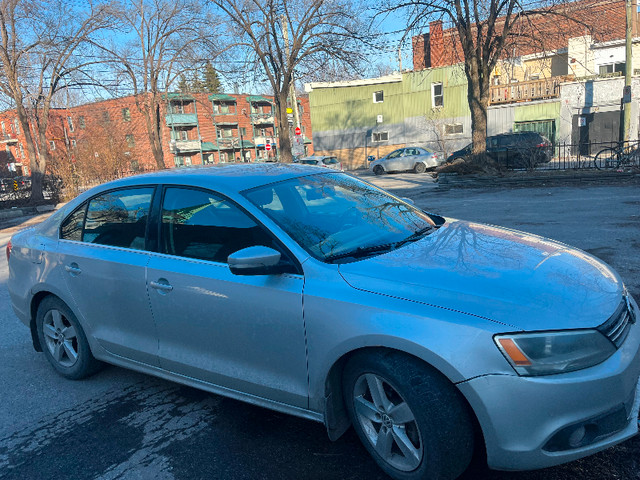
left=353, top=373, right=423, bottom=472
left=42, top=309, right=79, bottom=368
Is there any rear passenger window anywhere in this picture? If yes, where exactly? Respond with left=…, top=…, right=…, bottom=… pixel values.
left=83, top=188, right=154, bottom=249
left=161, top=187, right=275, bottom=263
left=60, top=204, right=87, bottom=241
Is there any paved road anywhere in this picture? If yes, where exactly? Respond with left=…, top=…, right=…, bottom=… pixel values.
left=1, top=178, right=639, bottom=480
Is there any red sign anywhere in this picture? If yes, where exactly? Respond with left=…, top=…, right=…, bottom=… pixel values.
left=265, top=143, right=272, bottom=151
left=294, top=127, right=301, bottom=136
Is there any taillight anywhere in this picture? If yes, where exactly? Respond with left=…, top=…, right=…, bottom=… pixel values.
left=6, top=239, right=11, bottom=262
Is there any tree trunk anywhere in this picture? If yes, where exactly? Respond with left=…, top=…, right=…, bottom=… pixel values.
left=274, top=90, right=293, bottom=163
left=139, top=93, right=165, bottom=170
left=14, top=103, right=45, bottom=203
left=465, top=58, right=490, bottom=161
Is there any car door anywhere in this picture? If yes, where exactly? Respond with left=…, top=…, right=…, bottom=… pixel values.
left=58, top=186, right=159, bottom=366
left=146, top=186, right=308, bottom=408
left=400, top=148, right=419, bottom=170
left=384, top=149, right=405, bottom=171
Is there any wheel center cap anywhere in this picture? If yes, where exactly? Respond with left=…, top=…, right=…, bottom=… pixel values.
left=381, top=414, right=393, bottom=428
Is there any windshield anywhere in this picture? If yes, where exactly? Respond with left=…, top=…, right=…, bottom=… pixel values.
left=243, top=173, right=439, bottom=263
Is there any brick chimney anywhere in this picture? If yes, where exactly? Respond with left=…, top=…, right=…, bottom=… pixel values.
left=412, top=33, right=430, bottom=70
left=429, top=20, right=445, bottom=68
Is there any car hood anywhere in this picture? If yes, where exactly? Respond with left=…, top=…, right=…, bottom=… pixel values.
left=338, top=219, right=623, bottom=331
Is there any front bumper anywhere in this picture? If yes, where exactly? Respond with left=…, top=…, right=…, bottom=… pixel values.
left=458, top=319, right=640, bottom=471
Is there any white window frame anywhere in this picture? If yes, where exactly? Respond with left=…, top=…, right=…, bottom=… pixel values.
left=49, top=140, right=56, bottom=150
left=372, top=131, right=389, bottom=142
left=67, top=116, right=75, bottom=132
left=13, top=118, right=19, bottom=134
left=431, top=82, right=443, bottom=108
left=373, top=90, right=384, bottom=103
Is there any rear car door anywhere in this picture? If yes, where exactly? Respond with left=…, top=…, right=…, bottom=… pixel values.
left=146, top=186, right=308, bottom=407
left=58, top=187, right=159, bottom=366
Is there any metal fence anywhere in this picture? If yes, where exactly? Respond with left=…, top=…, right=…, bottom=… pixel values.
left=501, top=140, right=640, bottom=171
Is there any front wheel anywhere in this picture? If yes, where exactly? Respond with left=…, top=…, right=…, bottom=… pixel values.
left=594, top=148, right=620, bottom=170
left=343, top=351, right=474, bottom=480
left=373, top=165, right=385, bottom=176
left=36, top=296, right=103, bottom=380
left=414, top=163, right=427, bottom=174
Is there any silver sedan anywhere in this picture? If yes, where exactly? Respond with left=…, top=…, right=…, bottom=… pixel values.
left=7, top=164, right=640, bottom=480
left=370, top=147, right=442, bottom=175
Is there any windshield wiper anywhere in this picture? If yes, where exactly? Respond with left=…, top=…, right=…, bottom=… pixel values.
left=325, top=243, right=397, bottom=263
left=394, top=226, right=434, bottom=248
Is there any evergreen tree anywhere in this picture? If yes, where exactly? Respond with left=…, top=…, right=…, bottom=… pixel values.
left=203, top=62, right=221, bottom=93
left=177, top=75, right=190, bottom=93
left=191, top=70, right=205, bottom=92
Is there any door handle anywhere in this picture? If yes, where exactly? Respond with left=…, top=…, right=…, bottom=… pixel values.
left=150, top=280, right=173, bottom=292
left=65, top=263, right=81, bottom=275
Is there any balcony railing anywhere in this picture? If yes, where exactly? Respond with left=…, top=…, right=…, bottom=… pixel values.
left=489, top=78, right=561, bottom=105
left=250, top=113, right=275, bottom=124
left=171, top=139, right=201, bottom=153
left=0, top=134, right=18, bottom=144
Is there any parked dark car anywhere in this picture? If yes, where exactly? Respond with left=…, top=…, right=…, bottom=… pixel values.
left=447, top=132, right=552, bottom=167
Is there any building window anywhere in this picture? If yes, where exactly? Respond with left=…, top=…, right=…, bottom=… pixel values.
left=19, top=143, right=24, bottom=158
left=78, top=116, right=86, bottom=129
left=67, top=116, right=75, bottom=132
left=432, top=83, right=443, bottom=107
left=130, top=159, right=140, bottom=172
left=125, top=134, right=135, bottom=147
left=71, top=139, right=77, bottom=148
left=13, top=118, right=19, bottom=134
left=122, top=108, right=131, bottom=122
left=102, top=110, right=110, bottom=123
left=373, top=91, right=384, bottom=103
left=49, top=141, right=56, bottom=150
left=220, top=152, right=228, bottom=162
left=373, top=132, right=389, bottom=142
left=297, top=102, right=304, bottom=114
left=174, top=155, right=192, bottom=167
left=169, top=102, right=185, bottom=114
left=598, top=63, right=625, bottom=76
left=444, top=123, right=463, bottom=135
left=1, top=122, right=5, bottom=135
left=240, top=127, right=246, bottom=136
left=213, top=103, right=232, bottom=114
left=217, top=128, right=233, bottom=138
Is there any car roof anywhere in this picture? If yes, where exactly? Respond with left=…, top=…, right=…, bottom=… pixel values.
left=300, top=155, right=334, bottom=160
left=84, top=163, right=325, bottom=197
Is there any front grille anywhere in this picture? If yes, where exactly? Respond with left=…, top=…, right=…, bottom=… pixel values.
left=598, top=298, right=633, bottom=348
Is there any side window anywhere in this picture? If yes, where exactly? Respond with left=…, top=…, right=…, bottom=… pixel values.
left=60, top=204, right=88, bottom=241
left=82, top=188, right=154, bottom=249
left=161, top=187, right=275, bottom=263
left=387, top=149, right=403, bottom=159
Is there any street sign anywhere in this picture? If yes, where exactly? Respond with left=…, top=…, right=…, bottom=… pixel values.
left=295, top=127, right=301, bottom=135
left=286, top=107, right=293, bottom=114
left=265, top=143, right=272, bottom=151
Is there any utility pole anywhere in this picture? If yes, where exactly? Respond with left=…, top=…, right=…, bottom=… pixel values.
left=281, top=16, right=301, bottom=134
left=623, top=0, right=633, bottom=142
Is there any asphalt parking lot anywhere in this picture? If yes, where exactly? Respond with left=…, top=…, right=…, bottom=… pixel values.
left=1, top=176, right=639, bottom=480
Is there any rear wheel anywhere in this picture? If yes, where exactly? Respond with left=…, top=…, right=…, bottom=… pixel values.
left=413, top=163, right=427, bottom=174
left=594, top=148, right=620, bottom=170
left=343, top=351, right=474, bottom=480
left=36, top=296, right=103, bottom=380
left=373, top=165, right=385, bottom=175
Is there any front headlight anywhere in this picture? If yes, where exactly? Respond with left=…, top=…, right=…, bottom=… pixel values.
left=494, top=330, right=616, bottom=376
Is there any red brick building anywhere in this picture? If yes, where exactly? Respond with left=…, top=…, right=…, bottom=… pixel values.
left=0, top=92, right=313, bottom=177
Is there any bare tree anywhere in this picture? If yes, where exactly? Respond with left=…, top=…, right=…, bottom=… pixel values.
left=212, top=0, right=366, bottom=163
left=381, top=0, right=605, bottom=159
left=96, top=0, right=214, bottom=170
left=0, top=0, right=113, bottom=202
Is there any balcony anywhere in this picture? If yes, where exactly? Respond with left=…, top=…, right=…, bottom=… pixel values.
left=170, top=139, right=201, bottom=153
left=489, top=78, right=561, bottom=105
left=165, top=113, right=198, bottom=126
left=0, top=134, right=18, bottom=144
left=250, top=113, right=275, bottom=125
left=252, top=136, right=276, bottom=147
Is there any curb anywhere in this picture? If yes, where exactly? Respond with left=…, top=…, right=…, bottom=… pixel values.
left=436, top=172, right=640, bottom=189
left=0, top=204, right=57, bottom=221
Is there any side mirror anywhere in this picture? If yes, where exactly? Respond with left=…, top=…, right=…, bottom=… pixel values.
left=228, top=246, right=284, bottom=276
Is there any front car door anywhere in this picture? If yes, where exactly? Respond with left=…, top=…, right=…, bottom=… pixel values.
left=384, top=149, right=405, bottom=171
left=146, top=186, right=308, bottom=407
left=58, top=186, right=159, bottom=365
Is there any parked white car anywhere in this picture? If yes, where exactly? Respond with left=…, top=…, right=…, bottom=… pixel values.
left=370, top=147, right=442, bottom=174
left=298, top=155, right=344, bottom=171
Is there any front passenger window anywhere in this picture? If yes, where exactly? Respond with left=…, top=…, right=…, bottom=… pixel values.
left=161, top=187, right=276, bottom=263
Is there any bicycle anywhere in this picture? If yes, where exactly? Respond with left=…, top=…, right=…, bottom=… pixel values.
left=593, top=142, right=640, bottom=170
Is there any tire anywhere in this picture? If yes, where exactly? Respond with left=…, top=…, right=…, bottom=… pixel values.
left=413, top=163, right=427, bottom=174
left=36, top=296, right=103, bottom=380
left=594, top=148, right=619, bottom=170
left=343, top=351, right=474, bottom=480
left=373, top=165, right=385, bottom=176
